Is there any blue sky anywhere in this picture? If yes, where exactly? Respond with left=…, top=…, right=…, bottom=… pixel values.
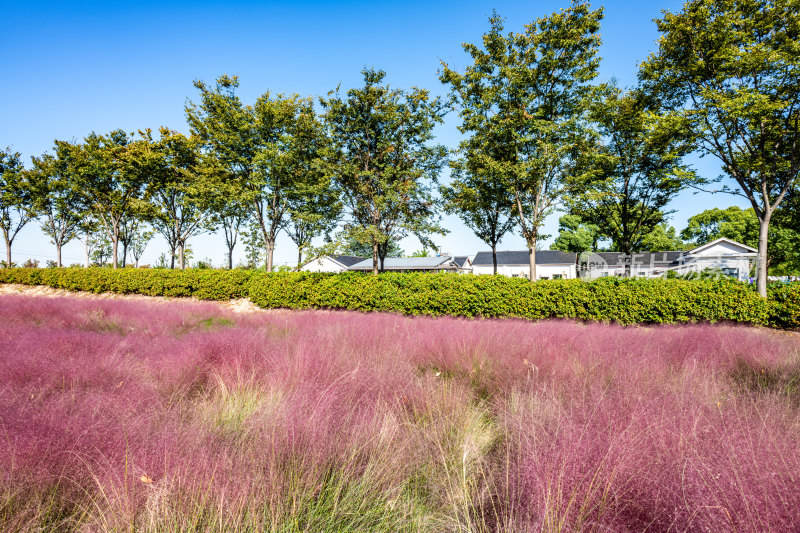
left=1, top=0, right=748, bottom=267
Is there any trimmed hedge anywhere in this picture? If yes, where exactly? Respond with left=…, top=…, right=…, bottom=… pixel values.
left=0, top=267, right=787, bottom=327
left=767, top=282, right=800, bottom=329
left=0, top=267, right=258, bottom=300
left=247, top=272, right=772, bottom=326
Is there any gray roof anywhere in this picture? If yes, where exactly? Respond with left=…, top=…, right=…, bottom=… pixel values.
left=472, top=250, right=577, bottom=266
left=453, top=256, right=471, bottom=269
left=348, top=256, right=458, bottom=271
left=333, top=255, right=366, bottom=267
left=582, top=251, right=683, bottom=266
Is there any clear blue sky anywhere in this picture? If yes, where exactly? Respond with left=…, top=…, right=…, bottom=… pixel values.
left=1, top=0, right=748, bottom=267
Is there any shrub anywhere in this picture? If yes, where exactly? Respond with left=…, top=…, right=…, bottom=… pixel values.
left=767, top=282, right=800, bottom=329
left=247, top=272, right=770, bottom=326
left=0, top=268, right=792, bottom=327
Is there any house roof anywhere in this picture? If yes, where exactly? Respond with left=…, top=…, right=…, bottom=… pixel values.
left=333, top=255, right=366, bottom=267
left=582, top=251, right=684, bottom=266
left=452, top=256, right=471, bottom=269
left=472, top=250, right=577, bottom=266
left=348, top=256, right=458, bottom=270
left=687, top=237, right=757, bottom=254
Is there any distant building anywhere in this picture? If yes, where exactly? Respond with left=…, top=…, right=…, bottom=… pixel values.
left=300, top=255, right=365, bottom=273
left=452, top=256, right=473, bottom=274
left=579, top=238, right=757, bottom=281
left=347, top=256, right=460, bottom=273
left=471, top=250, right=578, bottom=280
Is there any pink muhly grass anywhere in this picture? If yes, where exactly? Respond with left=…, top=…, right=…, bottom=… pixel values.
left=0, top=295, right=799, bottom=531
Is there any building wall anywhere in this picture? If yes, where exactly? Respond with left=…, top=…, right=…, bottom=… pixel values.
left=472, top=263, right=577, bottom=280
left=300, top=257, right=347, bottom=273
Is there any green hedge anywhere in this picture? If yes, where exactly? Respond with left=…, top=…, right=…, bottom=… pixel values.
left=0, top=267, right=793, bottom=327
left=0, top=267, right=258, bottom=300
left=767, top=282, right=800, bottom=329
left=247, top=272, right=771, bottom=326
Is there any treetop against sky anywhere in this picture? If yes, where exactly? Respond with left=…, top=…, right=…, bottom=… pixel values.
left=1, top=0, right=749, bottom=267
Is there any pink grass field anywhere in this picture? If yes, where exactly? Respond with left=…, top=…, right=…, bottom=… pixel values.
left=1, top=294, right=799, bottom=532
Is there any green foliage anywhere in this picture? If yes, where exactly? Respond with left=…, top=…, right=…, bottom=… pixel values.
left=640, top=0, right=800, bottom=296
left=441, top=3, right=604, bottom=278
left=0, top=147, right=33, bottom=267
left=0, top=267, right=258, bottom=300
left=321, top=68, right=448, bottom=274
left=551, top=214, right=602, bottom=253
left=568, top=85, right=697, bottom=254
left=3, top=268, right=800, bottom=328
left=639, top=222, right=684, bottom=251
left=187, top=76, right=334, bottom=272
left=28, top=146, right=85, bottom=266
left=247, top=273, right=771, bottom=326
left=767, top=282, right=800, bottom=329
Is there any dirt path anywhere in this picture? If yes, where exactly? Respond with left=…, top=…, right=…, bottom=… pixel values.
left=0, top=283, right=264, bottom=314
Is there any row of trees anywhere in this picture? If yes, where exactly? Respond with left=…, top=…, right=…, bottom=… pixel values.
left=440, top=0, right=800, bottom=296
left=1, top=0, right=798, bottom=296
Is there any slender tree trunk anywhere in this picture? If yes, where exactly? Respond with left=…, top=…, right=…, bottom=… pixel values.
left=56, top=244, right=62, bottom=268
left=528, top=246, right=536, bottom=281
left=170, top=246, right=176, bottom=269
left=756, top=212, right=771, bottom=298
left=372, top=239, right=379, bottom=276
left=5, top=238, right=11, bottom=269
left=266, top=239, right=275, bottom=273
left=112, top=237, right=119, bottom=269
left=297, top=248, right=303, bottom=270
left=491, top=242, right=498, bottom=275
left=121, top=242, right=128, bottom=268
left=179, top=242, right=186, bottom=270
left=85, top=230, right=91, bottom=268
left=227, top=247, right=234, bottom=269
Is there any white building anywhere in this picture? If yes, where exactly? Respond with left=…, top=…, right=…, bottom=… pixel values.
left=300, top=255, right=365, bottom=273
left=471, top=250, right=578, bottom=280
left=348, top=256, right=460, bottom=273
left=579, top=238, right=757, bottom=281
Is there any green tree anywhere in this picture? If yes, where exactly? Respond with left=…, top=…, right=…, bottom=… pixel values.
left=28, top=145, right=85, bottom=267
left=284, top=104, right=341, bottom=269
left=0, top=148, right=33, bottom=268
left=64, top=130, right=154, bottom=268
left=187, top=77, right=333, bottom=272
left=441, top=154, right=515, bottom=274
left=640, top=0, right=800, bottom=296
left=569, top=85, right=697, bottom=254
left=441, top=3, right=603, bottom=280
left=681, top=206, right=759, bottom=246
left=639, top=222, right=684, bottom=251
left=321, top=68, right=447, bottom=274
left=145, top=128, right=217, bottom=269
left=551, top=214, right=601, bottom=253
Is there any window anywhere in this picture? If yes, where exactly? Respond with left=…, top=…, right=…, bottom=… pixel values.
left=553, top=274, right=563, bottom=279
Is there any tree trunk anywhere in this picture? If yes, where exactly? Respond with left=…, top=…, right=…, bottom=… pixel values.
left=121, top=241, right=128, bottom=268
left=491, top=242, right=498, bottom=275
left=266, top=239, right=275, bottom=273
left=297, top=248, right=303, bottom=270
left=56, top=244, right=62, bottom=268
left=372, top=239, right=379, bottom=276
left=112, top=237, right=119, bottom=269
left=227, top=247, right=234, bottom=270
left=756, top=212, right=770, bottom=297
left=179, top=242, right=186, bottom=270
left=170, top=246, right=176, bottom=269
left=528, top=246, right=537, bottom=281
left=85, top=231, right=91, bottom=268
left=5, top=238, right=11, bottom=269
